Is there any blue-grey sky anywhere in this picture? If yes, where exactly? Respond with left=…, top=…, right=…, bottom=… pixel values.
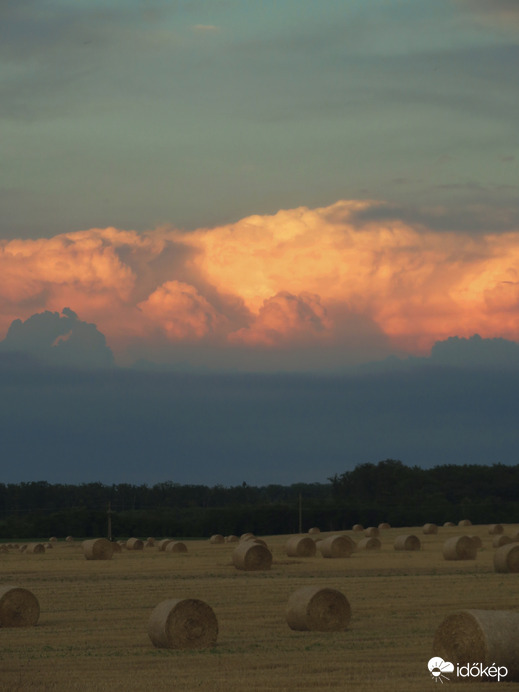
left=1, top=0, right=518, bottom=239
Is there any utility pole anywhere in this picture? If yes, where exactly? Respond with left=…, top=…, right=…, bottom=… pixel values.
left=107, top=502, right=113, bottom=541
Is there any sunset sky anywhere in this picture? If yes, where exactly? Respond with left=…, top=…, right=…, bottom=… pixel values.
left=1, top=1, right=519, bottom=485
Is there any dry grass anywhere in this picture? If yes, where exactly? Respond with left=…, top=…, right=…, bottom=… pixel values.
left=1, top=524, right=519, bottom=691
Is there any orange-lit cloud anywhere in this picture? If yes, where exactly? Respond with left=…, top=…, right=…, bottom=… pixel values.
left=229, top=292, right=332, bottom=347
left=2, top=199, right=519, bottom=364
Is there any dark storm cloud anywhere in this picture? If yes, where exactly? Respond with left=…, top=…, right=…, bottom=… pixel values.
left=1, top=337, right=519, bottom=485
left=0, top=308, right=114, bottom=368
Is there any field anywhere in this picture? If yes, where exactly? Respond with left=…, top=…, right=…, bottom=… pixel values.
left=1, top=526, right=518, bottom=691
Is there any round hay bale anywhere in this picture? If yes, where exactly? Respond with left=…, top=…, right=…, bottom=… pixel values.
left=111, top=541, right=122, bottom=553
left=378, top=522, right=391, bottom=530
left=49, top=537, right=58, bottom=543
left=232, top=541, right=272, bottom=571
left=443, top=536, right=477, bottom=561
left=251, top=537, right=267, bottom=548
left=470, top=535, right=483, bottom=549
left=157, top=539, right=174, bottom=551
left=458, top=519, right=472, bottom=527
left=285, top=535, right=317, bottom=558
left=364, top=527, right=380, bottom=538
left=494, top=543, right=519, bottom=573
left=352, top=524, right=364, bottom=532
left=286, top=586, right=351, bottom=632
left=148, top=598, right=218, bottom=649
left=146, top=537, right=155, bottom=545
left=394, top=535, right=421, bottom=551
left=492, top=534, right=512, bottom=548
left=44, top=543, right=53, bottom=549
left=357, top=537, right=381, bottom=550
left=240, top=532, right=255, bottom=541
left=308, top=527, right=320, bottom=534
left=0, top=545, right=8, bottom=553
left=0, top=586, right=40, bottom=627
left=65, top=536, right=74, bottom=542
left=225, top=535, right=238, bottom=543
left=144, top=539, right=154, bottom=548
left=165, top=541, right=187, bottom=553
left=126, top=537, right=144, bottom=551
left=443, top=521, right=455, bottom=527
left=18, top=545, right=27, bottom=553
left=318, top=534, right=355, bottom=558
left=433, top=609, right=519, bottom=681
left=210, top=534, right=224, bottom=544
left=423, top=523, right=438, bottom=535
left=488, top=523, right=504, bottom=535
left=82, top=538, right=114, bottom=561
left=26, top=543, right=45, bottom=554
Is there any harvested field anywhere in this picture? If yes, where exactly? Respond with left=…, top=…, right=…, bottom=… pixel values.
left=1, top=524, right=518, bottom=691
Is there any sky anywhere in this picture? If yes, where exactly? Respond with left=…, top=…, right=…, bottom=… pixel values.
left=1, top=0, right=519, bottom=485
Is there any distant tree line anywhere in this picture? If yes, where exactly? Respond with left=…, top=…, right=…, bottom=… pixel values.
left=1, top=461, right=519, bottom=539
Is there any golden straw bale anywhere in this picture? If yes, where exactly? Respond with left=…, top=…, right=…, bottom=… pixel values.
left=433, top=609, right=519, bottom=681
left=126, top=538, right=144, bottom=551
left=357, top=537, right=381, bottom=551
left=423, top=523, right=438, bottom=535
left=232, top=541, right=272, bottom=571
left=240, top=532, right=255, bottom=541
left=492, top=535, right=512, bottom=548
left=458, top=519, right=472, bottom=526
left=148, top=598, right=218, bottom=649
left=44, top=543, right=53, bottom=549
left=378, top=522, right=391, bottom=530
left=18, top=545, right=27, bottom=553
left=157, top=539, right=174, bottom=551
left=146, top=537, right=155, bottom=545
left=364, top=527, right=380, bottom=538
left=443, top=536, right=477, bottom=560
left=494, top=543, right=519, bottom=573
left=285, top=535, right=317, bottom=558
left=165, top=541, right=187, bottom=553
left=225, top=535, right=238, bottom=543
left=443, top=521, right=455, bottom=527
left=65, top=536, right=74, bottom=542
left=49, top=537, right=58, bottom=543
left=394, top=535, right=421, bottom=551
left=286, top=586, right=351, bottom=632
left=0, top=545, right=8, bottom=553
left=319, top=535, right=355, bottom=558
left=488, top=523, right=504, bottom=535
left=251, top=538, right=268, bottom=548
left=0, top=586, right=40, bottom=627
left=111, top=541, right=122, bottom=553
left=82, top=538, right=114, bottom=560
left=308, top=527, right=320, bottom=534
left=25, top=543, right=45, bottom=554
left=352, top=524, right=364, bottom=532
left=209, top=534, right=225, bottom=544
left=470, top=535, right=483, bottom=549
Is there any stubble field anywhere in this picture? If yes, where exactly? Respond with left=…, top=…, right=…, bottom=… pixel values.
left=1, top=525, right=518, bottom=691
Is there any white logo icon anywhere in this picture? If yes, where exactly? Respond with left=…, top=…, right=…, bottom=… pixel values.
left=428, top=657, right=454, bottom=683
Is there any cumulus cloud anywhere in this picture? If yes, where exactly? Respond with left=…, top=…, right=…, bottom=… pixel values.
left=2, top=199, right=519, bottom=368
left=0, top=308, right=114, bottom=368
left=138, top=280, right=227, bottom=341
left=229, top=292, right=332, bottom=346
